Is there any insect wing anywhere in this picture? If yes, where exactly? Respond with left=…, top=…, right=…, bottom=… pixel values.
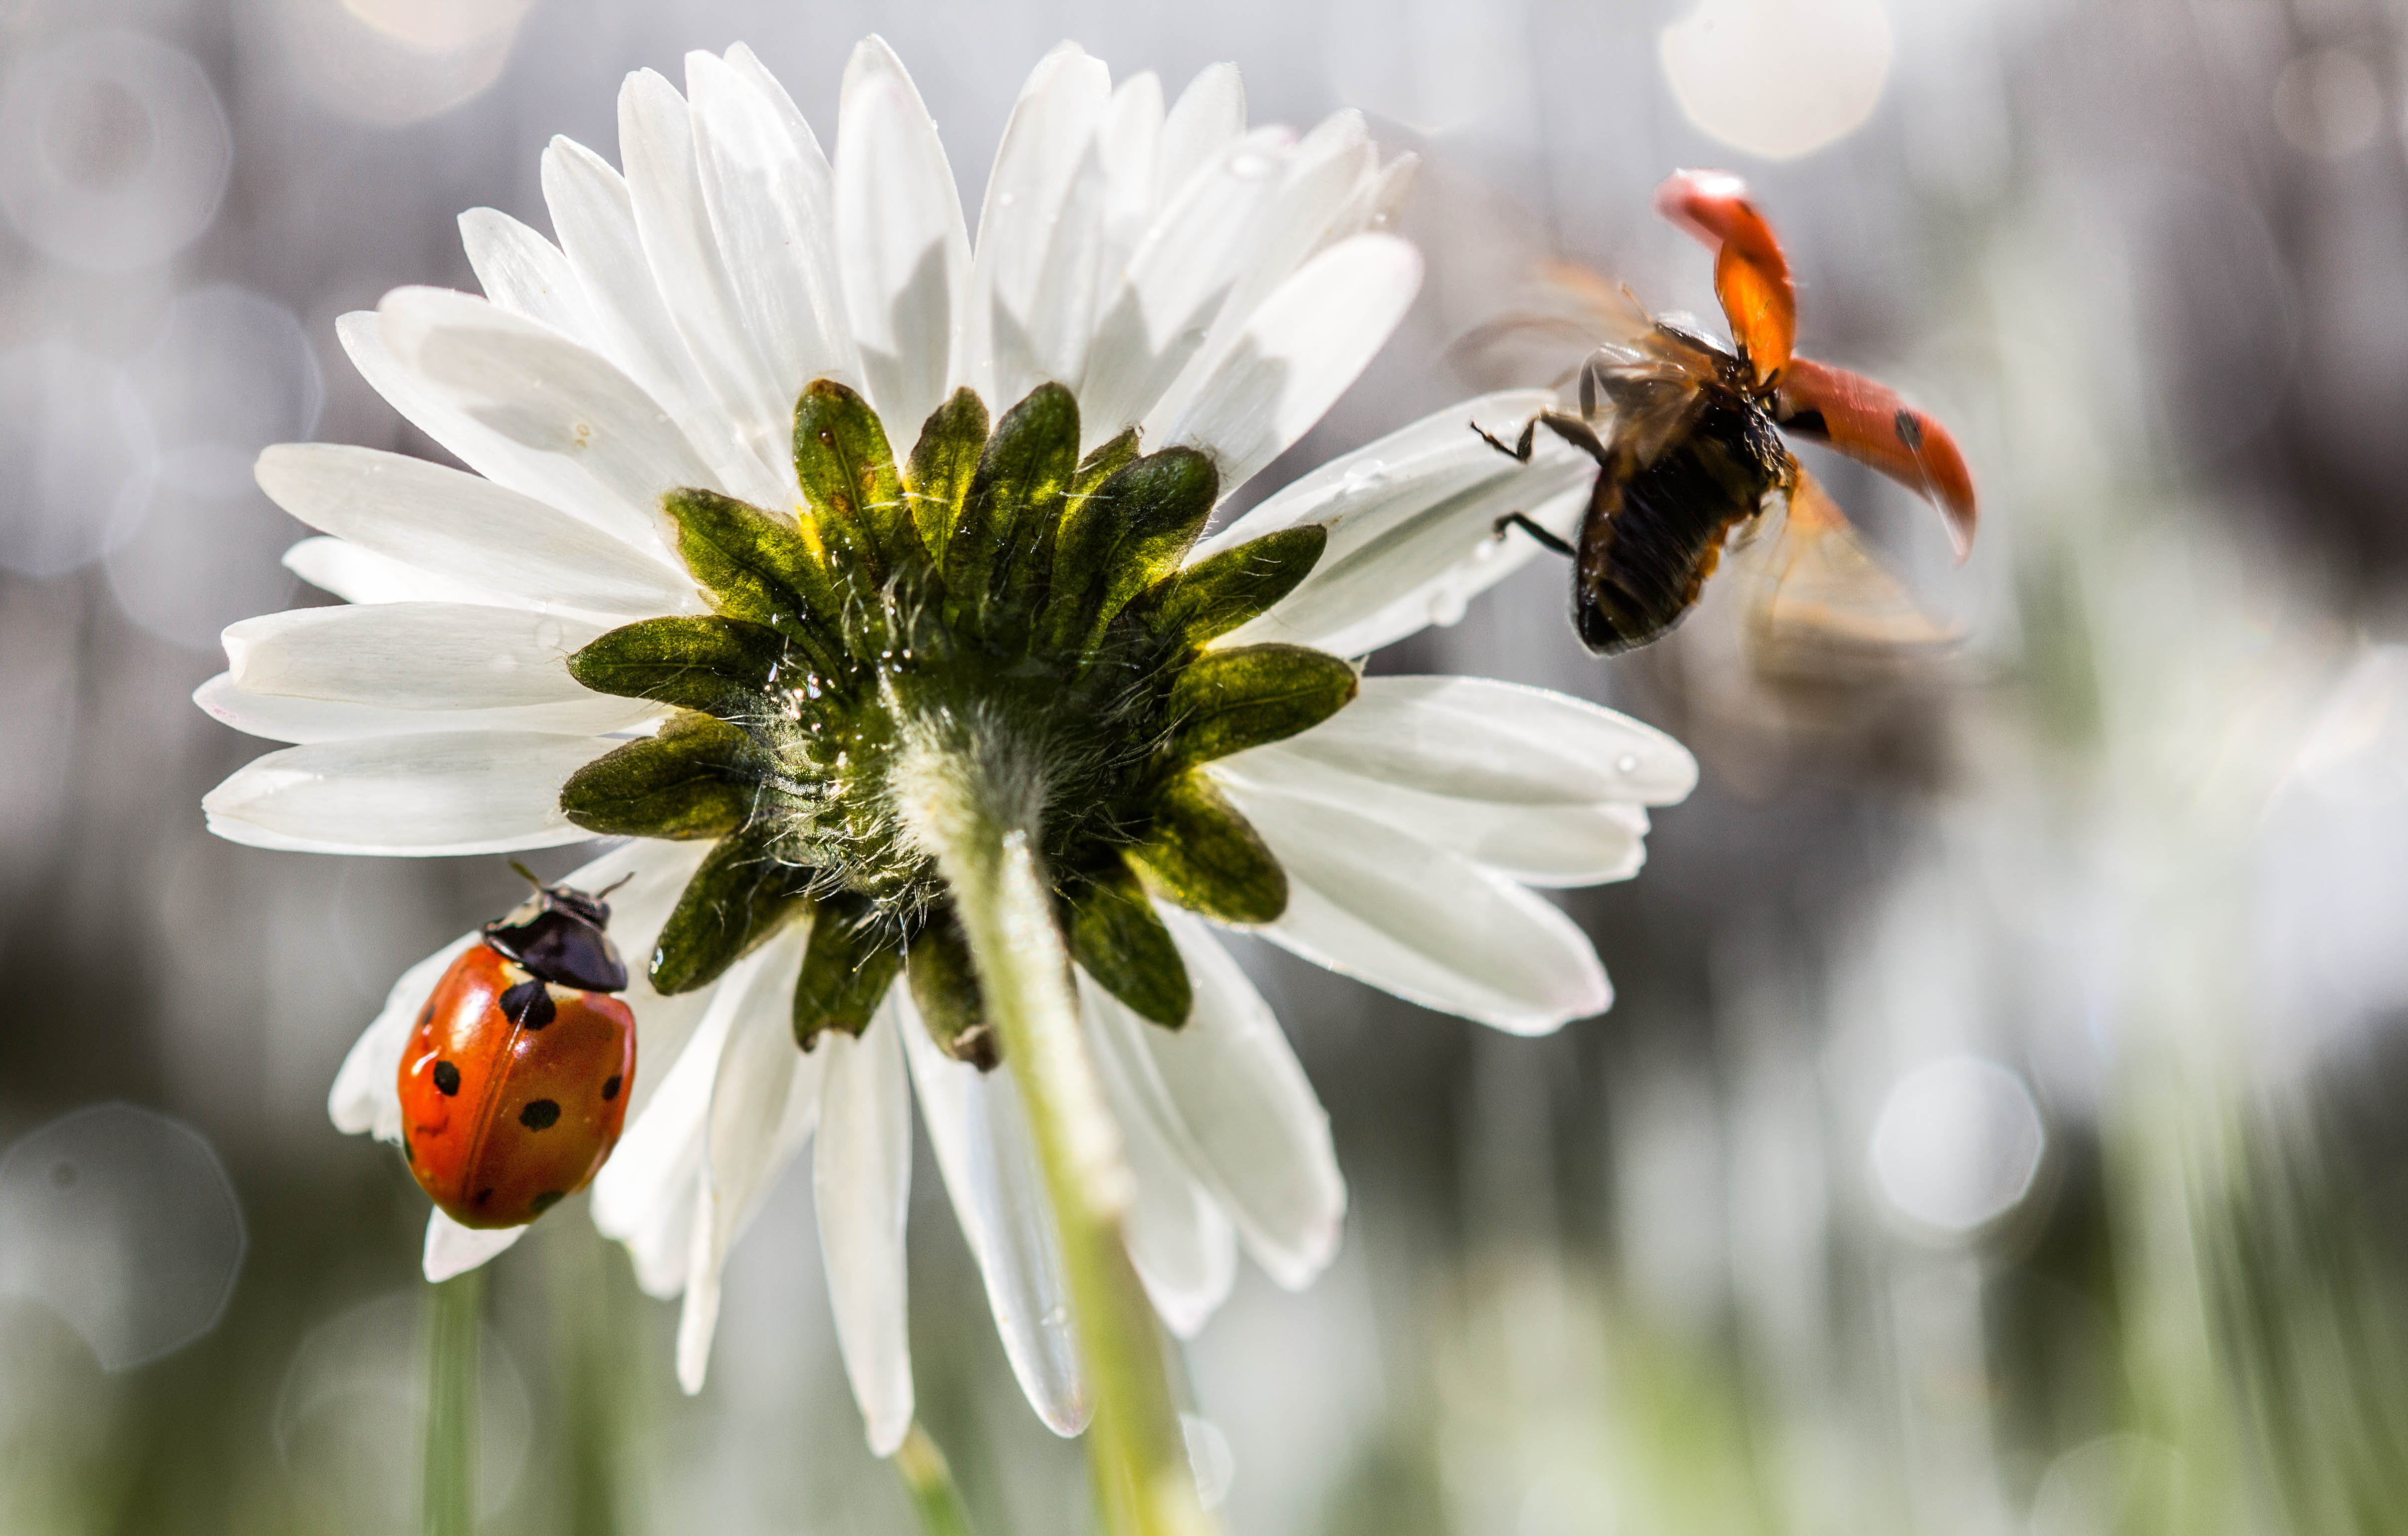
left=1745, top=472, right=1959, bottom=681
left=1654, top=170, right=1796, bottom=386
left=1772, top=356, right=1977, bottom=559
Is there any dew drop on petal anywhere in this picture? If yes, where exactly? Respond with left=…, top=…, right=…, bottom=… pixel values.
left=995, top=190, right=1017, bottom=208
left=1615, top=753, right=1641, bottom=775
left=1427, top=588, right=1467, bottom=628
left=1341, top=458, right=1387, bottom=490
left=1227, top=151, right=1275, bottom=180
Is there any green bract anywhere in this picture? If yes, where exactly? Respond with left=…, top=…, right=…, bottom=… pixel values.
left=562, top=380, right=1346, bottom=1061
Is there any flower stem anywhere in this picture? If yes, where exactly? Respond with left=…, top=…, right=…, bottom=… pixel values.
left=894, top=1422, right=978, bottom=1536
left=903, top=741, right=1213, bottom=1536
left=422, top=1268, right=483, bottom=1536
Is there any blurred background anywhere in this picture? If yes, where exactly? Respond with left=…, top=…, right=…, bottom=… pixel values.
left=5, top=0, right=2408, bottom=1531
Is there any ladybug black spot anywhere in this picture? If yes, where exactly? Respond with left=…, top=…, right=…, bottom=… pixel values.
left=530, top=1191, right=565, bottom=1215
left=601, top=1075, right=623, bottom=1102
left=418, top=1005, right=433, bottom=1026
left=402, top=1133, right=415, bottom=1165
left=519, top=1099, right=562, bottom=1131
left=474, top=1187, right=493, bottom=1205
left=501, top=978, right=557, bottom=1029
left=1894, top=410, right=1925, bottom=450
left=433, top=1061, right=462, bottom=1096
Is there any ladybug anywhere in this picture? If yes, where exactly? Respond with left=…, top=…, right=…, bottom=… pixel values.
left=398, top=864, right=637, bottom=1229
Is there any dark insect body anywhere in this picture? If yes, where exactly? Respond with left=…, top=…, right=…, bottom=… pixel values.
left=397, top=866, right=637, bottom=1229
left=1478, top=170, right=1979, bottom=656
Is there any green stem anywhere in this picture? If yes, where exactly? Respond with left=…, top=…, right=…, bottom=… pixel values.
left=894, top=1422, right=978, bottom=1536
left=904, top=746, right=1213, bottom=1536
left=422, top=1268, right=484, bottom=1536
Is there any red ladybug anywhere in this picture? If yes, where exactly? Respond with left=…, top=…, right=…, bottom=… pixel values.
left=398, top=866, right=637, bottom=1229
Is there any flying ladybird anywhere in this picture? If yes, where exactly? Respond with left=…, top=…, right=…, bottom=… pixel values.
left=398, top=865, right=637, bottom=1229
left=1477, top=169, right=1978, bottom=655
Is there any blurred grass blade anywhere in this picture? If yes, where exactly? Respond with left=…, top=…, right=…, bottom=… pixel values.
left=423, top=1269, right=484, bottom=1536
left=895, top=1422, right=977, bottom=1536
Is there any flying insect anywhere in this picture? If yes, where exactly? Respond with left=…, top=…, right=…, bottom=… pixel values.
left=1476, top=169, right=1977, bottom=656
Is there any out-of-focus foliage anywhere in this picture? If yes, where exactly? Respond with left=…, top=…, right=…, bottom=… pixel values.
left=7, top=0, right=2408, bottom=1532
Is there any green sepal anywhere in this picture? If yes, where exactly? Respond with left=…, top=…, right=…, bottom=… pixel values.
left=559, top=712, right=762, bottom=841
left=793, top=380, right=912, bottom=573
left=903, top=388, right=988, bottom=569
left=649, top=829, right=815, bottom=995
left=1128, top=772, right=1288, bottom=925
left=663, top=487, right=846, bottom=671
left=1046, top=446, right=1218, bottom=654
left=567, top=616, right=787, bottom=715
left=1068, top=428, right=1139, bottom=501
left=1167, top=644, right=1358, bottom=765
left=907, top=911, right=997, bottom=1070
left=947, top=382, right=1079, bottom=615
left=1129, top=524, right=1327, bottom=655
left=1065, top=861, right=1192, bottom=1027
left=792, top=890, right=904, bottom=1050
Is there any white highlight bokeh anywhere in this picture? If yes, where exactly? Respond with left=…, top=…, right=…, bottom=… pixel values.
left=1659, top=0, right=1895, bottom=161
left=0, top=341, right=158, bottom=578
left=1868, top=1055, right=2044, bottom=1236
left=0, top=29, right=230, bottom=271
left=0, top=1103, right=246, bottom=1370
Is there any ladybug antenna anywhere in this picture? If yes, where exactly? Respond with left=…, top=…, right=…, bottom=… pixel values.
left=594, top=872, right=635, bottom=900
left=506, top=859, right=546, bottom=891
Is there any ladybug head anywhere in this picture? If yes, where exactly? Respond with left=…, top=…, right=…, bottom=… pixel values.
left=481, top=863, right=633, bottom=994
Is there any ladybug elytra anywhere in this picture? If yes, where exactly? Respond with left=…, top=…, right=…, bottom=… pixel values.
left=398, top=865, right=638, bottom=1229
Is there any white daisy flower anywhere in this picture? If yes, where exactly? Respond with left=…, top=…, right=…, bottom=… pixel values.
left=198, top=37, right=1697, bottom=1454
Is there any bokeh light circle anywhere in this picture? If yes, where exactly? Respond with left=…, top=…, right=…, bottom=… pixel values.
left=1868, top=1055, right=2045, bottom=1236
left=1659, top=0, right=1894, bottom=161
left=0, top=341, right=158, bottom=578
left=0, top=30, right=230, bottom=272
left=0, top=1103, right=246, bottom=1370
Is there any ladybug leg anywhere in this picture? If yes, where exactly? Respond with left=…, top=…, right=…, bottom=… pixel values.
left=1493, top=511, right=1576, bottom=559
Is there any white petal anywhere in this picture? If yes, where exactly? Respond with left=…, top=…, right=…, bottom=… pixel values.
left=1078, top=973, right=1237, bottom=1336
left=1201, top=390, right=1587, bottom=655
left=1201, top=111, right=1375, bottom=364
left=1096, top=72, right=1165, bottom=293
left=967, top=42, right=1110, bottom=408
left=219, top=602, right=624, bottom=710
left=1157, top=63, right=1245, bottom=202
left=1144, top=233, right=1422, bottom=499
left=539, top=137, right=785, bottom=506
left=675, top=929, right=819, bottom=1393
left=899, top=993, right=1090, bottom=1436
left=621, top=69, right=794, bottom=497
left=257, top=443, right=698, bottom=620
left=1076, top=127, right=1294, bottom=450
left=459, top=207, right=599, bottom=345
left=338, top=313, right=663, bottom=549
left=1215, top=743, right=1650, bottom=887
left=329, top=933, right=478, bottom=1143
left=1221, top=778, right=1612, bottom=1034
left=197, top=671, right=656, bottom=746
left=688, top=49, right=858, bottom=416
left=202, top=730, right=604, bottom=856
left=377, top=287, right=715, bottom=557
left=814, top=1002, right=915, bottom=1455
left=285, top=535, right=519, bottom=610
left=1134, top=911, right=1345, bottom=1290
left=424, top=1209, right=525, bottom=1282
left=835, top=36, right=971, bottom=443
left=591, top=977, right=731, bottom=1299
left=1271, top=674, right=1697, bottom=807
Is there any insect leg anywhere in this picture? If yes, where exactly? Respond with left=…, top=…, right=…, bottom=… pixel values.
left=1493, top=511, right=1576, bottom=558
left=1472, top=416, right=1539, bottom=463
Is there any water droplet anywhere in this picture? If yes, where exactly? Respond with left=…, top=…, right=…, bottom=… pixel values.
left=1615, top=753, right=1640, bottom=774
left=1227, top=151, right=1275, bottom=180
left=1471, top=537, right=1499, bottom=563
left=1427, top=589, right=1467, bottom=627
left=995, top=190, right=1017, bottom=208
left=1341, top=458, right=1386, bottom=490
